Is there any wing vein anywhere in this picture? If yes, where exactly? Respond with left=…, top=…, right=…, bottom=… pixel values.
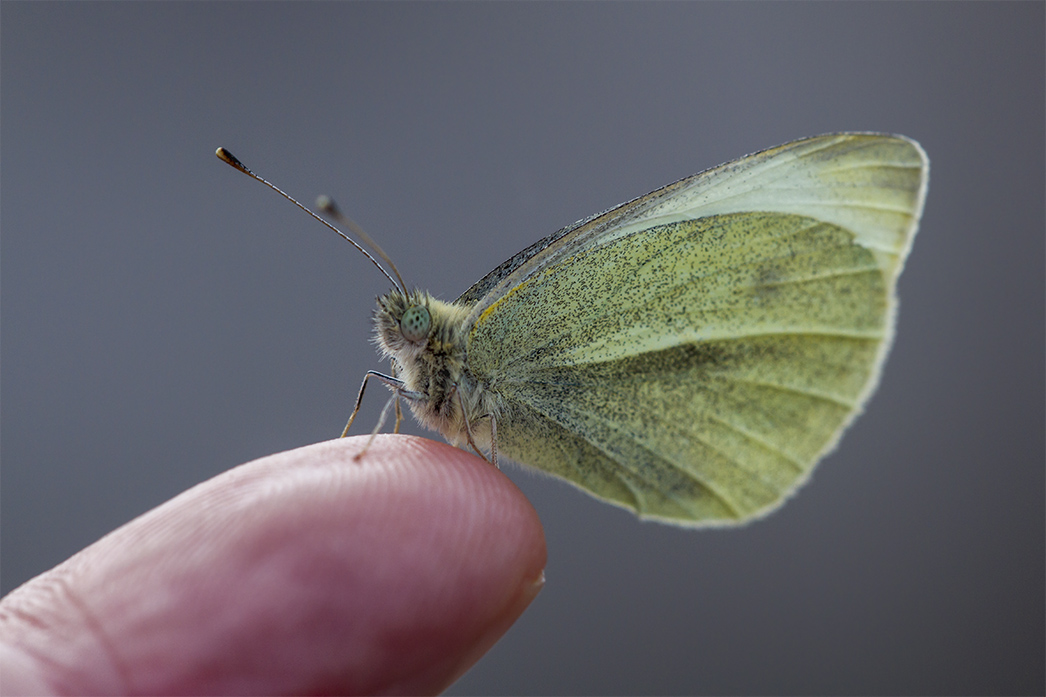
left=728, top=376, right=859, bottom=409
left=528, top=398, right=746, bottom=518
left=707, top=415, right=806, bottom=473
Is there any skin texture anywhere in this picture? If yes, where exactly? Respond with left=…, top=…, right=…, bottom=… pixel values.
left=0, top=436, right=547, bottom=696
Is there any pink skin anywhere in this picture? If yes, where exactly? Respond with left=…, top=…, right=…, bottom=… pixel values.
left=0, top=436, right=547, bottom=695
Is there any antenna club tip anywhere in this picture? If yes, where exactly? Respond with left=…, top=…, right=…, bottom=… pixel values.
left=316, top=195, right=338, bottom=214
left=215, top=147, right=248, bottom=173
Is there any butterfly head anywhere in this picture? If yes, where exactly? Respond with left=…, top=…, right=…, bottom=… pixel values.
left=372, top=289, right=475, bottom=433
left=374, top=289, right=470, bottom=357
left=375, top=289, right=433, bottom=353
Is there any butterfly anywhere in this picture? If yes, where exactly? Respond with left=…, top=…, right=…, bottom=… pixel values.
left=219, top=132, right=928, bottom=527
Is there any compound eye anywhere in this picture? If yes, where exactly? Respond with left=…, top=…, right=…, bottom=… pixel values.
left=399, top=305, right=431, bottom=343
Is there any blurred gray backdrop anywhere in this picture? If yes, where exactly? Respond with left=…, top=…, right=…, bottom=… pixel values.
left=3, top=3, right=1043, bottom=695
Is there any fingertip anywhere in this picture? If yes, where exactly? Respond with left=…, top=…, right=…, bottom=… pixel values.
left=0, top=643, right=56, bottom=696
left=322, top=435, right=548, bottom=692
left=0, top=435, right=547, bottom=696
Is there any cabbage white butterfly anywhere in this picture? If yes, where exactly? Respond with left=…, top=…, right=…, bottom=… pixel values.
left=218, top=133, right=928, bottom=527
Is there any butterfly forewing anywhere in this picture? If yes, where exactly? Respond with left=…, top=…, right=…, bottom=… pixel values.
left=460, top=133, right=926, bottom=322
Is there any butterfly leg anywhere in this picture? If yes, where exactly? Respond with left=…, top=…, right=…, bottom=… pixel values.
left=340, top=369, right=406, bottom=438
left=452, top=385, right=495, bottom=465
left=353, top=393, right=398, bottom=460
left=488, top=413, right=499, bottom=470
left=391, top=362, right=403, bottom=434
left=344, top=370, right=425, bottom=461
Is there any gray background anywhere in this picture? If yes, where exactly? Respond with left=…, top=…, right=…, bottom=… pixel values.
left=3, top=3, right=1043, bottom=695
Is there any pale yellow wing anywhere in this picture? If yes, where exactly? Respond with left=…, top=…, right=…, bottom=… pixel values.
left=460, top=133, right=927, bottom=318
left=464, top=134, right=927, bottom=526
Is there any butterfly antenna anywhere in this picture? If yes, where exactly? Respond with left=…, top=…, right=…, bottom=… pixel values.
left=215, top=147, right=407, bottom=295
left=315, top=195, right=407, bottom=296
